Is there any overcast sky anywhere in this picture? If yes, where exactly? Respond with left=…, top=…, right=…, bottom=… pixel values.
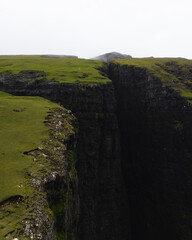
left=1, top=0, right=192, bottom=59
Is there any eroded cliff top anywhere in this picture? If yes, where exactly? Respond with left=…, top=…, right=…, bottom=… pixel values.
left=0, top=55, right=110, bottom=84
left=112, top=58, right=192, bottom=102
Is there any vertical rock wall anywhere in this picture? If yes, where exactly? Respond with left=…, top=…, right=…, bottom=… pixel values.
left=109, top=63, right=192, bottom=240
left=46, top=83, right=130, bottom=240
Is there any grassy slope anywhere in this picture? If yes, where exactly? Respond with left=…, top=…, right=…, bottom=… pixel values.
left=114, top=57, right=192, bottom=100
left=0, top=55, right=109, bottom=84
left=0, top=91, right=61, bottom=202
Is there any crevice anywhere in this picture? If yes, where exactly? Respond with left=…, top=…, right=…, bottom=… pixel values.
left=0, top=195, right=23, bottom=207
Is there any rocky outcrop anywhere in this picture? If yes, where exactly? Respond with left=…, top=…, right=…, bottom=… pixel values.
left=109, top=63, right=192, bottom=240
left=92, top=52, right=132, bottom=62
left=24, top=108, right=79, bottom=240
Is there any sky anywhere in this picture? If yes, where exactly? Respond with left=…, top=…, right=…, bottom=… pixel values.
left=1, top=0, right=192, bottom=59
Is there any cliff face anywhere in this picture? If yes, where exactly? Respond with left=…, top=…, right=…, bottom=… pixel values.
left=0, top=77, right=130, bottom=240
left=109, top=63, right=192, bottom=240
left=2, top=59, right=192, bottom=240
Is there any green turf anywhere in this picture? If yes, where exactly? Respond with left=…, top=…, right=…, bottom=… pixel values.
left=0, top=55, right=109, bottom=84
left=0, top=91, right=61, bottom=202
left=113, top=58, right=192, bottom=100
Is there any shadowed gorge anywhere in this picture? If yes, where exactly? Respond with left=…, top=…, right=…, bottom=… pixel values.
left=1, top=57, right=192, bottom=239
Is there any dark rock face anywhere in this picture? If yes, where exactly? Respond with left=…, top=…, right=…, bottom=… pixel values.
left=109, top=63, right=192, bottom=240
left=0, top=77, right=130, bottom=240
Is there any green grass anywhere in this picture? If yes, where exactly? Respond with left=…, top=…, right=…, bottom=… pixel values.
left=0, top=55, right=109, bottom=84
left=113, top=57, right=192, bottom=82
left=0, top=94, right=76, bottom=238
left=173, top=87, right=192, bottom=98
left=0, top=91, right=61, bottom=202
left=113, top=57, right=192, bottom=100
left=0, top=200, right=33, bottom=239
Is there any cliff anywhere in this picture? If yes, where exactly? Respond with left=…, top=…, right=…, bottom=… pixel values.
left=1, top=56, right=192, bottom=240
left=0, top=81, right=130, bottom=240
left=0, top=56, right=130, bottom=240
left=109, top=58, right=192, bottom=240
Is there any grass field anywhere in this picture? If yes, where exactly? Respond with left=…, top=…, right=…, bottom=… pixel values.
left=0, top=55, right=109, bottom=84
left=0, top=91, right=61, bottom=203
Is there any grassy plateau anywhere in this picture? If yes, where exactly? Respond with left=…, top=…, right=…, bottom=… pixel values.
left=0, top=55, right=109, bottom=84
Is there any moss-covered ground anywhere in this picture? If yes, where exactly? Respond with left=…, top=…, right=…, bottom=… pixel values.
left=113, top=58, right=192, bottom=100
left=0, top=91, right=61, bottom=203
left=0, top=55, right=109, bottom=84
left=0, top=91, right=77, bottom=239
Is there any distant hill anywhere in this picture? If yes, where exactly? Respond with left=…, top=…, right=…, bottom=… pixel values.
left=92, top=52, right=132, bottom=62
left=41, top=54, right=78, bottom=58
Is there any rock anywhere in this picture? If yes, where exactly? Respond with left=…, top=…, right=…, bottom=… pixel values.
left=13, top=107, right=25, bottom=112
